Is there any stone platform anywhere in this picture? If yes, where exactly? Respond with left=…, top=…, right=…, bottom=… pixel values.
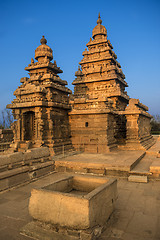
left=55, top=150, right=146, bottom=176
left=55, top=136, right=160, bottom=180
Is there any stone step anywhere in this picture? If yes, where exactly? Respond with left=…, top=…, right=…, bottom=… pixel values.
left=128, top=175, right=148, bottom=183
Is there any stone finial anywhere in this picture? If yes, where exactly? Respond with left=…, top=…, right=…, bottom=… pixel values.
left=40, top=36, right=47, bottom=45
left=35, top=36, right=53, bottom=61
left=31, top=58, right=34, bottom=64
left=75, top=66, right=83, bottom=77
left=92, top=13, right=107, bottom=39
left=97, top=13, right=102, bottom=25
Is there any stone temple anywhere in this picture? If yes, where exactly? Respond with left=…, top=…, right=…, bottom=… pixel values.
left=7, top=14, right=154, bottom=155
left=7, top=36, right=72, bottom=155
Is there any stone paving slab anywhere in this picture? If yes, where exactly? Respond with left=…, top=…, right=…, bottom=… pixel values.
left=0, top=172, right=159, bottom=239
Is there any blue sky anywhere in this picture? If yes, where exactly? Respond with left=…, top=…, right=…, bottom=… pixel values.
left=0, top=0, right=160, bottom=115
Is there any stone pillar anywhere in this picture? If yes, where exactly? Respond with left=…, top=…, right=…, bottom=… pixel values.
left=35, top=107, right=44, bottom=147
left=34, top=110, right=39, bottom=141
left=125, top=114, right=141, bottom=149
left=21, top=112, right=25, bottom=141
left=47, top=109, right=54, bottom=141
left=12, top=109, right=21, bottom=143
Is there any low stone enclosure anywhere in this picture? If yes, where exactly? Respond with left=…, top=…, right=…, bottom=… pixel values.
left=22, top=175, right=117, bottom=239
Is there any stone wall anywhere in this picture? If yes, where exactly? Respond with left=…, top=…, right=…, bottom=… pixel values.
left=0, top=129, right=13, bottom=143
left=0, top=129, right=13, bottom=152
left=69, top=112, right=117, bottom=153
left=125, top=99, right=155, bottom=150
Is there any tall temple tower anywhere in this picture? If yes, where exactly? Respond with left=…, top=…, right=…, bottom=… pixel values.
left=7, top=36, right=72, bottom=155
left=69, top=14, right=129, bottom=153
left=69, top=14, right=154, bottom=153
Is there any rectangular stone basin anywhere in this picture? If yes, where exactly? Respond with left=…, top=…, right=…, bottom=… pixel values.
left=29, top=175, right=117, bottom=230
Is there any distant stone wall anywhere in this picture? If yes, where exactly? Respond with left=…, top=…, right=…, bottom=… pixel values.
left=0, top=129, right=13, bottom=152
left=0, top=129, right=13, bottom=143
left=138, top=115, right=151, bottom=138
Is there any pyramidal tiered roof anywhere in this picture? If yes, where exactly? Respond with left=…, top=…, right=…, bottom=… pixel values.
left=72, top=14, right=129, bottom=111
left=9, top=36, right=71, bottom=110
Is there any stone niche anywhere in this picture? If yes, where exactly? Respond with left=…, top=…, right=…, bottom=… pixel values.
left=27, top=175, right=117, bottom=239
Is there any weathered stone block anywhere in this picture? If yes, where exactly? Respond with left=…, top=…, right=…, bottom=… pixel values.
left=128, top=175, right=148, bottom=183
left=0, top=152, right=24, bottom=167
left=150, top=160, right=160, bottom=176
left=24, top=147, right=50, bottom=160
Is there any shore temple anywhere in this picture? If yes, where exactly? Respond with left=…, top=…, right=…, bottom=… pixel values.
left=7, top=14, right=154, bottom=155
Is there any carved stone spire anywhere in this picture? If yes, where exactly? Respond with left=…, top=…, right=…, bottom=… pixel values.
left=97, top=13, right=102, bottom=25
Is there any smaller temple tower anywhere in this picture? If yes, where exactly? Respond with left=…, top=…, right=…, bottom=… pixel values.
left=7, top=36, right=72, bottom=155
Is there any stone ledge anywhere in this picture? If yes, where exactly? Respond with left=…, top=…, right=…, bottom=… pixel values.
left=0, top=147, right=50, bottom=168
left=0, top=166, right=29, bottom=180
left=0, top=161, right=55, bottom=191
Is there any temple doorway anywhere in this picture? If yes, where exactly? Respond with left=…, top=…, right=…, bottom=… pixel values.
left=23, top=111, right=35, bottom=141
